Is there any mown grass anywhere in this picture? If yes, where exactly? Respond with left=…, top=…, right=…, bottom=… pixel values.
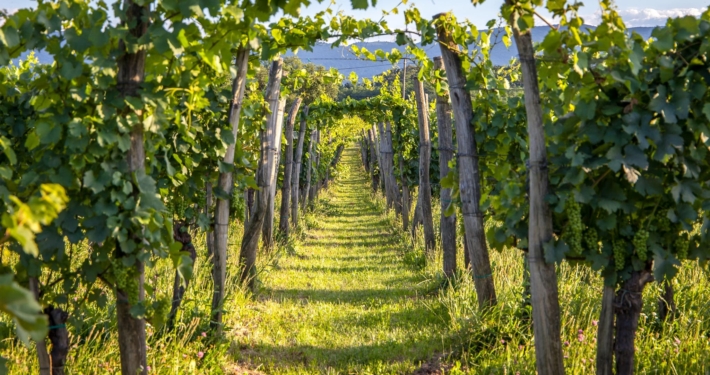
left=1, top=146, right=709, bottom=374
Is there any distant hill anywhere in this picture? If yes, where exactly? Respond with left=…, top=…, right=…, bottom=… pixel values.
left=22, top=26, right=656, bottom=79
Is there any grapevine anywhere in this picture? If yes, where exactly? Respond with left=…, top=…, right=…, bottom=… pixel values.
left=111, top=259, right=140, bottom=305
left=583, top=227, right=599, bottom=254
left=674, top=233, right=689, bottom=260
left=564, top=199, right=583, bottom=256
left=612, top=239, right=626, bottom=271
left=632, top=229, right=649, bottom=262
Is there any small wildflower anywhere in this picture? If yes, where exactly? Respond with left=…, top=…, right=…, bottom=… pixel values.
left=518, top=345, right=524, bottom=350
left=201, top=332, right=207, bottom=338
left=674, top=337, right=681, bottom=346
left=500, top=339, right=506, bottom=344
left=197, top=351, right=204, bottom=359
left=147, top=366, right=151, bottom=372
left=582, top=359, right=586, bottom=364
left=592, top=320, right=598, bottom=327
left=578, top=329, right=584, bottom=334
left=578, top=333, right=585, bottom=342
left=564, top=341, right=570, bottom=346
left=183, top=354, right=187, bottom=358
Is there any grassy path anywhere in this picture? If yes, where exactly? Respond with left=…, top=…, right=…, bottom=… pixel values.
left=233, top=146, right=446, bottom=374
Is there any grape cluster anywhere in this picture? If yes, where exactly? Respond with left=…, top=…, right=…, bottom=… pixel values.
left=565, top=200, right=584, bottom=256
left=197, top=189, right=206, bottom=207
left=147, top=296, right=172, bottom=328
left=111, top=260, right=139, bottom=304
left=674, top=233, right=689, bottom=260
left=231, top=188, right=246, bottom=219
left=656, top=215, right=671, bottom=233
left=633, top=229, right=649, bottom=261
left=613, top=239, right=626, bottom=270
left=584, top=227, right=599, bottom=253
left=174, top=199, right=188, bottom=218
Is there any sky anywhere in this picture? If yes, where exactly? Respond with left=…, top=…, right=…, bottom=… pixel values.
left=2, top=0, right=707, bottom=31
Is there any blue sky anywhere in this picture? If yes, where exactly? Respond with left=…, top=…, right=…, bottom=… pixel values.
left=3, top=0, right=707, bottom=30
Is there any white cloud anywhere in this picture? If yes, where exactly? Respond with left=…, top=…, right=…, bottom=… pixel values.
left=583, top=7, right=705, bottom=27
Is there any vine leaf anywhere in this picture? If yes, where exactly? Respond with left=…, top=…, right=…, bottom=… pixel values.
left=543, top=239, right=568, bottom=264
left=653, top=252, right=680, bottom=282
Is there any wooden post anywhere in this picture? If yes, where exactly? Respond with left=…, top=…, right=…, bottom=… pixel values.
left=291, top=106, right=308, bottom=226
left=413, top=78, right=436, bottom=253
left=388, top=123, right=402, bottom=215
left=398, top=127, right=410, bottom=231
left=304, top=128, right=315, bottom=207
left=596, top=285, right=615, bottom=375
left=211, top=46, right=249, bottom=333
left=30, top=278, right=51, bottom=375
left=410, top=192, right=422, bottom=237
left=374, top=124, right=385, bottom=193
left=239, top=58, right=283, bottom=291
left=434, top=56, right=457, bottom=277
left=116, top=2, right=149, bottom=373
left=263, top=97, right=287, bottom=249
left=311, top=129, right=321, bottom=202
left=368, top=128, right=379, bottom=192
left=382, top=122, right=401, bottom=214
left=169, top=221, right=197, bottom=329
left=205, top=182, right=214, bottom=261
left=434, top=13, right=496, bottom=307
left=45, top=306, right=69, bottom=375
left=657, top=279, right=676, bottom=321
left=279, top=97, right=303, bottom=238
left=361, top=130, right=369, bottom=172
left=499, top=6, right=564, bottom=373
left=376, top=122, right=392, bottom=207
left=614, top=270, right=653, bottom=375
left=307, top=129, right=320, bottom=206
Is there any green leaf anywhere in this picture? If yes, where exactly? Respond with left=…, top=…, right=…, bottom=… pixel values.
left=635, top=176, right=663, bottom=196
left=83, top=171, right=106, bottom=194
left=597, top=198, right=622, bottom=213
left=0, top=28, right=20, bottom=48
left=223, top=4, right=244, bottom=20
left=703, top=103, right=710, bottom=121
left=272, top=28, right=284, bottom=44
left=574, top=99, right=596, bottom=120
left=351, top=0, right=368, bottom=9
left=0, top=137, right=17, bottom=165
left=652, top=27, right=674, bottom=52
left=24, top=132, right=40, bottom=151
left=7, top=226, right=38, bottom=257
left=543, top=239, right=567, bottom=264
left=0, top=274, right=48, bottom=346
left=653, top=253, right=680, bottom=282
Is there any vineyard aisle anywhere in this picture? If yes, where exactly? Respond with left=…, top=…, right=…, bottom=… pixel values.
left=231, top=146, right=447, bottom=374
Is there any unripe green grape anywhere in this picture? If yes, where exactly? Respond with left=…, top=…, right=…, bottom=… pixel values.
left=565, top=200, right=584, bottom=256
left=166, top=199, right=174, bottom=216
left=197, top=189, right=206, bottom=208
left=613, top=239, right=626, bottom=271
left=657, top=216, right=671, bottom=233
left=111, top=259, right=139, bottom=304
left=176, top=198, right=187, bottom=218
left=633, top=229, right=649, bottom=261
left=674, top=233, right=689, bottom=260
left=584, top=228, right=599, bottom=253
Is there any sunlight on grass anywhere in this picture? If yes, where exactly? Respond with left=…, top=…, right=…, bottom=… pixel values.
left=1, top=146, right=708, bottom=374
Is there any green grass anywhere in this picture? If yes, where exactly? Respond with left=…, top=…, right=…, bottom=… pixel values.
left=1, top=146, right=709, bottom=374
left=226, top=150, right=448, bottom=374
